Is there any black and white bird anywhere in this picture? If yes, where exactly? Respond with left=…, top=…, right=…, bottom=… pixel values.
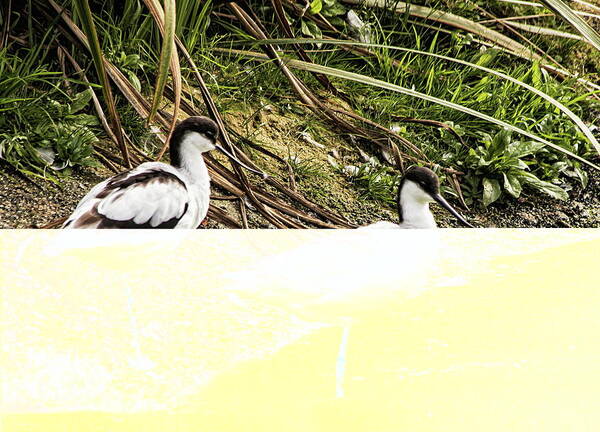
left=63, top=116, right=260, bottom=229
left=364, top=166, right=474, bottom=229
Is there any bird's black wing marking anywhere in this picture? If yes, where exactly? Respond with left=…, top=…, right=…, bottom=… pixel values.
left=96, top=169, right=186, bottom=198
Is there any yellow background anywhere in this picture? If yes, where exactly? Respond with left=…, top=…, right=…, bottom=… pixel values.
left=2, top=230, right=599, bottom=431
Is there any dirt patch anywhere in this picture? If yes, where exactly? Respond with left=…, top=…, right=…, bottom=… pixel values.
left=221, top=106, right=397, bottom=226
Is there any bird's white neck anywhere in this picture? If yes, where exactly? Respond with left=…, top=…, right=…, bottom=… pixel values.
left=175, top=133, right=213, bottom=186
left=398, top=181, right=437, bottom=229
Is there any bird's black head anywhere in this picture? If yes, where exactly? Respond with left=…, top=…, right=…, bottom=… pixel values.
left=175, top=116, right=219, bottom=141
left=169, top=116, right=219, bottom=166
left=397, top=166, right=474, bottom=228
left=401, top=166, right=440, bottom=196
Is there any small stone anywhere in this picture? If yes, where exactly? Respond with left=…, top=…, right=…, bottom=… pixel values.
left=381, top=148, right=395, bottom=164
left=343, top=165, right=360, bottom=177
left=555, top=211, right=569, bottom=221
left=520, top=212, right=538, bottom=224
left=327, top=155, right=339, bottom=169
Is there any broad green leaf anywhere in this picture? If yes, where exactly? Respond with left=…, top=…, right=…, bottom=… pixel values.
left=489, top=129, right=512, bottom=156
left=510, top=140, right=546, bottom=158
left=301, top=20, right=323, bottom=39
left=503, top=172, right=523, bottom=198
left=126, top=70, right=142, bottom=92
left=329, top=16, right=346, bottom=26
left=310, top=0, right=323, bottom=14
left=300, top=20, right=311, bottom=37
left=483, top=177, right=502, bottom=206
left=69, top=89, right=93, bottom=114
left=122, top=54, right=141, bottom=69
left=517, top=171, right=569, bottom=200
left=323, top=2, right=347, bottom=17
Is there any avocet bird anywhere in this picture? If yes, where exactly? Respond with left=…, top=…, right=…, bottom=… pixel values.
left=364, top=166, right=474, bottom=229
left=63, top=116, right=261, bottom=229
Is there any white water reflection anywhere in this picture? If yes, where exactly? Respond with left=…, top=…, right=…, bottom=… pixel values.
left=2, top=230, right=600, bottom=417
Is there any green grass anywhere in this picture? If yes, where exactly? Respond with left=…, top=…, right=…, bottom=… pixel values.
left=288, top=154, right=330, bottom=181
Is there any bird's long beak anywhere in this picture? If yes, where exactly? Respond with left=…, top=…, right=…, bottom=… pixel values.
left=432, top=194, right=475, bottom=228
left=215, top=144, right=268, bottom=178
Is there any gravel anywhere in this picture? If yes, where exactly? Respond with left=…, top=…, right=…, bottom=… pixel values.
left=0, top=163, right=111, bottom=228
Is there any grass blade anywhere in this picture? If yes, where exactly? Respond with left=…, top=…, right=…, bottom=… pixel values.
left=573, top=0, right=600, bottom=14
left=223, top=48, right=599, bottom=171
left=145, top=0, right=177, bottom=125
left=497, top=0, right=542, bottom=6
left=70, top=0, right=130, bottom=167
left=141, top=0, right=182, bottom=160
left=540, top=0, right=600, bottom=51
left=503, top=21, right=585, bottom=41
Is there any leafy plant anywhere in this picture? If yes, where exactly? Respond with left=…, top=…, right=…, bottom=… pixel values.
left=0, top=89, right=99, bottom=179
left=461, top=128, right=570, bottom=206
left=2, top=0, right=600, bottom=228
left=300, top=0, right=347, bottom=39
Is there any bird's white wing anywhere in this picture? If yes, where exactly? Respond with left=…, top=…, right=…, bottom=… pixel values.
left=63, top=163, right=191, bottom=229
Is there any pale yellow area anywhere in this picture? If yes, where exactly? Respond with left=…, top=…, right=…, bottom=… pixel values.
left=1, top=230, right=600, bottom=431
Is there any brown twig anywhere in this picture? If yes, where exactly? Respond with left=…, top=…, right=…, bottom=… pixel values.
left=239, top=198, right=249, bottom=228
left=390, top=116, right=468, bottom=148
left=39, top=216, right=67, bottom=229
left=271, top=0, right=339, bottom=94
